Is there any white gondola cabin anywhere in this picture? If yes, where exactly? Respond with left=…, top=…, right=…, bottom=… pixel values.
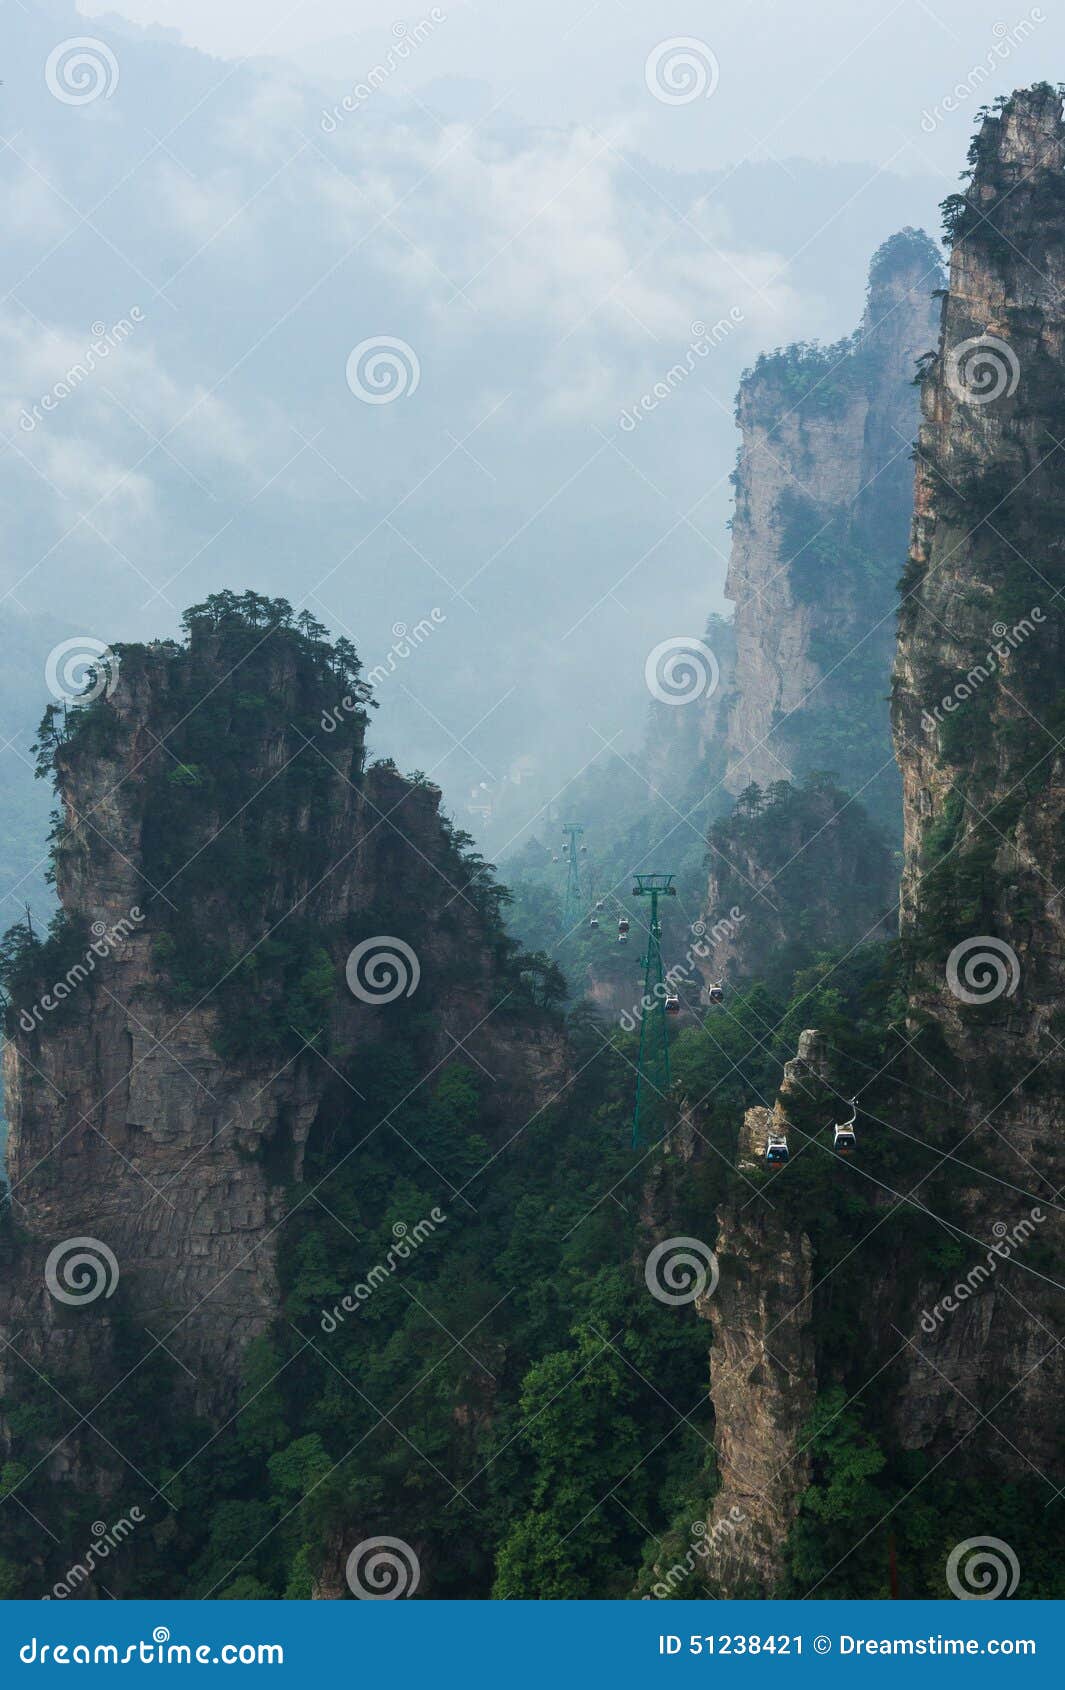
left=833, top=1098, right=857, bottom=1155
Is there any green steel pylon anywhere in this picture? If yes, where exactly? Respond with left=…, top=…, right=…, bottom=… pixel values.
left=560, top=822, right=585, bottom=932
left=631, top=873, right=676, bottom=1148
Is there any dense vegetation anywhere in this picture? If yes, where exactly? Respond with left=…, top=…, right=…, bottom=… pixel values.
left=1, top=594, right=564, bottom=1058
left=5, top=908, right=1058, bottom=1598
left=700, top=774, right=895, bottom=990
left=0, top=594, right=1061, bottom=1602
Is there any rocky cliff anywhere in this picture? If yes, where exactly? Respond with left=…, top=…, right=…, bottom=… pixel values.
left=698, top=775, right=896, bottom=995
left=541, top=237, right=938, bottom=1020
left=889, top=84, right=1065, bottom=1470
left=696, top=1033, right=830, bottom=1596
left=0, top=595, right=567, bottom=1468
left=710, top=229, right=943, bottom=830
left=694, top=92, right=1065, bottom=1601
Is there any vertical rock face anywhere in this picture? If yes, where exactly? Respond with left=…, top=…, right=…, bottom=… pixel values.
left=697, top=1032, right=830, bottom=1595
left=0, top=611, right=566, bottom=1430
left=895, top=85, right=1065, bottom=1038
left=712, top=230, right=943, bottom=827
left=691, top=94, right=1065, bottom=1604
left=890, top=86, right=1065, bottom=1468
left=698, top=776, right=895, bottom=994
left=892, top=86, right=1065, bottom=1154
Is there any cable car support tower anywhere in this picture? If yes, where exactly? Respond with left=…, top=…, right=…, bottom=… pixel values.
left=631, top=872, right=676, bottom=1149
left=560, top=822, right=585, bottom=933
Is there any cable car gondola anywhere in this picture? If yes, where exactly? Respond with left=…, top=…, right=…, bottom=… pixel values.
left=833, top=1097, right=857, bottom=1156
left=766, top=1130, right=789, bottom=1166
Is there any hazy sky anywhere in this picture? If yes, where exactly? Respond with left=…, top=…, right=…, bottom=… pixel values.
left=76, top=0, right=1063, bottom=174
left=2, top=0, right=1060, bottom=904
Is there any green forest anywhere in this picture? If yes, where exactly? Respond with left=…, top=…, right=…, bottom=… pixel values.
left=1, top=597, right=1060, bottom=1601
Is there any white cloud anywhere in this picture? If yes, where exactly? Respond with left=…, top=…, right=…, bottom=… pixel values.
left=0, top=142, right=78, bottom=242
left=304, top=113, right=800, bottom=418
